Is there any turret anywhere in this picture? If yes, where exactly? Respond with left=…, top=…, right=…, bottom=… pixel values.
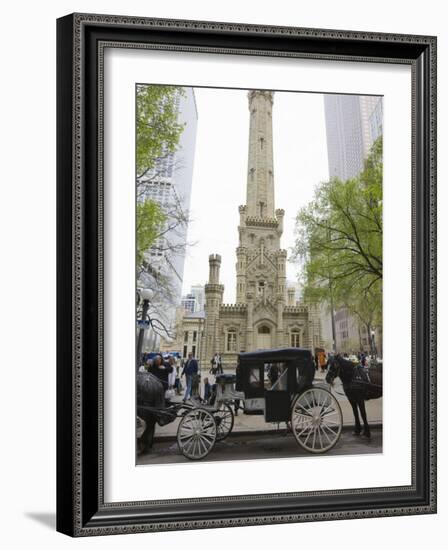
left=204, top=254, right=224, bottom=362
left=275, top=208, right=284, bottom=237
left=235, top=247, right=247, bottom=304
left=276, top=250, right=287, bottom=301
left=287, top=287, right=296, bottom=306
left=208, top=254, right=221, bottom=284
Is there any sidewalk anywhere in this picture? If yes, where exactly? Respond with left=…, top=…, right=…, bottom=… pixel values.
left=153, top=370, right=382, bottom=441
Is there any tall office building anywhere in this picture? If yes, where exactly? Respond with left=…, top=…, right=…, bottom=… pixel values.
left=138, top=87, right=198, bottom=350
left=324, top=94, right=383, bottom=181
left=181, top=294, right=197, bottom=314
left=181, top=285, right=205, bottom=313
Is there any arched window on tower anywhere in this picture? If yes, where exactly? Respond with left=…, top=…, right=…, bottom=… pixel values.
left=290, top=330, right=301, bottom=348
left=226, top=329, right=237, bottom=352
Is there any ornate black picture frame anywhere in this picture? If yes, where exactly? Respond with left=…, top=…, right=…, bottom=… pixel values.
left=56, top=13, right=437, bottom=536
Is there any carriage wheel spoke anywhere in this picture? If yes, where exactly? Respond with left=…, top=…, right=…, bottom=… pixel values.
left=295, top=412, right=314, bottom=420
left=321, top=407, right=337, bottom=418
left=303, top=426, right=314, bottom=446
left=321, top=417, right=338, bottom=430
left=184, top=437, right=194, bottom=455
left=296, top=421, right=313, bottom=437
left=197, top=436, right=206, bottom=455
left=317, top=426, right=324, bottom=449
left=321, top=422, right=338, bottom=436
left=295, top=404, right=313, bottom=417
left=320, top=426, right=333, bottom=445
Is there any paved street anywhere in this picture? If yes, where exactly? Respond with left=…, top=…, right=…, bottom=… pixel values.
left=138, top=427, right=382, bottom=465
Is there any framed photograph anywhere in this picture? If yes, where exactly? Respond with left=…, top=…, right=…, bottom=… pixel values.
left=57, top=13, right=437, bottom=536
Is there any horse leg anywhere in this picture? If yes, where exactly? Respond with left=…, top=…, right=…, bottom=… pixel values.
left=358, top=400, right=371, bottom=439
left=349, top=398, right=362, bottom=435
left=139, top=414, right=156, bottom=453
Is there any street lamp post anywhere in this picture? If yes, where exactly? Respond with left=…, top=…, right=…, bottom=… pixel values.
left=370, top=328, right=377, bottom=359
left=136, top=288, right=154, bottom=373
left=326, top=221, right=337, bottom=353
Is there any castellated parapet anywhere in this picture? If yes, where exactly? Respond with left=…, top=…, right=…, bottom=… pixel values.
left=284, top=305, right=309, bottom=314
left=245, top=216, right=279, bottom=228
left=205, top=283, right=225, bottom=293
left=220, top=304, right=248, bottom=313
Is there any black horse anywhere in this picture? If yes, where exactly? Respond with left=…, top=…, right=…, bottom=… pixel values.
left=326, top=355, right=382, bottom=439
left=136, top=372, right=165, bottom=453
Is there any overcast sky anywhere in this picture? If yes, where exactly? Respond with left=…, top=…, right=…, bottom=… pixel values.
left=181, top=87, right=329, bottom=304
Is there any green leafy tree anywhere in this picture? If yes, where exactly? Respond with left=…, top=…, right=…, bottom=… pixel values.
left=293, top=137, right=383, bottom=327
left=136, top=85, right=185, bottom=179
left=136, top=199, right=166, bottom=268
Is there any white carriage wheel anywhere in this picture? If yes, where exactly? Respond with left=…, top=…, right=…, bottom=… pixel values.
left=213, top=403, right=234, bottom=441
left=177, top=408, right=217, bottom=460
left=291, top=387, right=342, bottom=454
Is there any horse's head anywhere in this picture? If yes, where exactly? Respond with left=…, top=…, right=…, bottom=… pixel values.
left=325, top=354, right=341, bottom=385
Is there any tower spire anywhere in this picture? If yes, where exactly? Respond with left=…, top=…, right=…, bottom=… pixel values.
left=246, top=90, right=275, bottom=218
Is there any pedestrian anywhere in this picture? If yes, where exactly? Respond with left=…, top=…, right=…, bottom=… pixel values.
left=166, top=355, right=177, bottom=390
left=144, top=357, right=152, bottom=371
left=181, top=352, right=198, bottom=402
left=317, top=349, right=327, bottom=372
left=147, top=354, right=173, bottom=388
left=210, top=352, right=223, bottom=375
left=174, top=362, right=181, bottom=394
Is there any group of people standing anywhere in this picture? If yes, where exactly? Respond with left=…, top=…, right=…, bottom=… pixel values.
left=139, top=351, right=225, bottom=403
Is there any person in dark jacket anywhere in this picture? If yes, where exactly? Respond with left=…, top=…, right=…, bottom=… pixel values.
left=147, top=354, right=173, bottom=388
left=181, top=352, right=198, bottom=401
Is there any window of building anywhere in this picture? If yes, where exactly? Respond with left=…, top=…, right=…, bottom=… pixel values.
left=193, top=331, right=197, bottom=342
left=227, top=329, right=237, bottom=352
left=183, top=345, right=187, bottom=358
left=191, top=345, right=196, bottom=357
left=290, top=331, right=300, bottom=347
left=258, top=325, right=270, bottom=334
left=184, top=331, right=188, bottom=343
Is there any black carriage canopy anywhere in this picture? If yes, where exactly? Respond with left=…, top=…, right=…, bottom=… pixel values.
left=235, top=347, right=315, bottom=395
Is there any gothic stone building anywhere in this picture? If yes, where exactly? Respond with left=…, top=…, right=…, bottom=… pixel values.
left=199, top=90, right=322, bottom=366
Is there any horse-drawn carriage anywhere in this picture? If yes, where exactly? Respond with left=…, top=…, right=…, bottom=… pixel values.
left=137, top=348, right=344, bottom=460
